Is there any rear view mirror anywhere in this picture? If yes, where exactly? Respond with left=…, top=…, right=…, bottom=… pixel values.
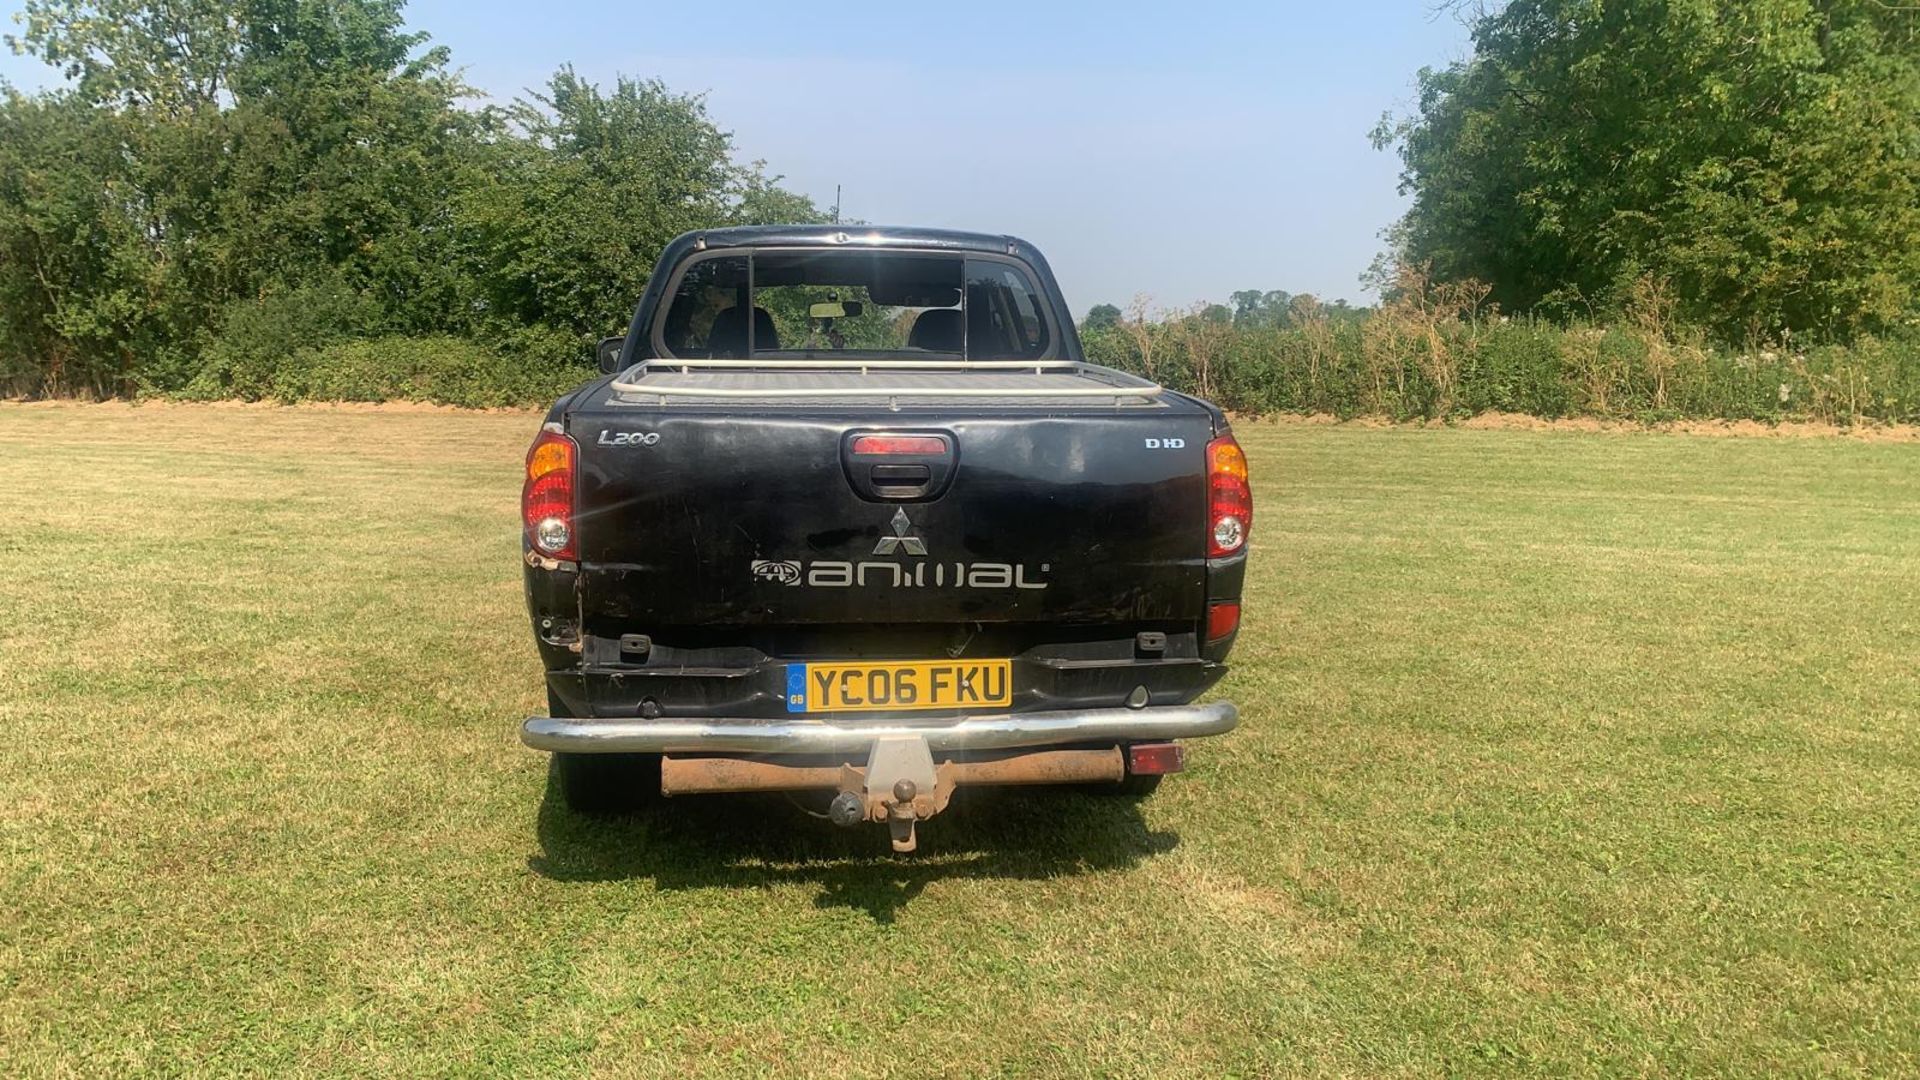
left=809, top=301, right=863, bottom=320
left=597, top=335, right=625, bottom=374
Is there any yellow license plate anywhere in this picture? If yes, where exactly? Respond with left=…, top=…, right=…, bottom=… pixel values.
left=785, top=660, right=1011, bottom=713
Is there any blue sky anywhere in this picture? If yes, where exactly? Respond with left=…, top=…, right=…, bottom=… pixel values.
left=2, top=1, right=1473, bottom=315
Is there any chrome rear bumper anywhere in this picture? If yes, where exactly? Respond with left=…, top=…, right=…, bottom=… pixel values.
left=520, top=701, right=1237, bottom=755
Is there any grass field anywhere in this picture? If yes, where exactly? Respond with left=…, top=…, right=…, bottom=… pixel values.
left=2, top=403, right=1916, bottom=1077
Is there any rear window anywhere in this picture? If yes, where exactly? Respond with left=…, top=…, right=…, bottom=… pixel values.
left=655, top=250, right=1053, bottom=361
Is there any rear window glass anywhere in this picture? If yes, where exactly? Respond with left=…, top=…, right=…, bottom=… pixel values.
left=656, top=251, right=1052, bottom=361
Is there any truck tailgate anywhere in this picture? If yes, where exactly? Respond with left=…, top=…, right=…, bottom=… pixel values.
left=567, top=406, right=1215, bottom=629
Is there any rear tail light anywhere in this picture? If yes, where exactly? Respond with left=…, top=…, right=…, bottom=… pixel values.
left=1207, top=434, right=1251, bottom=557
left=1206, top=601, right=1241, bottom=643
left=523, top=426, right=577, bottom=561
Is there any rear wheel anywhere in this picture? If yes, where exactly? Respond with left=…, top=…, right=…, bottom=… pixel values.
left=548, top=689, right=661, bottom=815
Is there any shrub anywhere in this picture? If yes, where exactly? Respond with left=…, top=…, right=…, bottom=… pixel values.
left=1087, top=298, right=1920, bottom=426
left=265, top=336, right=591, bottom=407
left=1458, top=320, right=1575, bottom=417
left=180, top=282, right=378, bottom=401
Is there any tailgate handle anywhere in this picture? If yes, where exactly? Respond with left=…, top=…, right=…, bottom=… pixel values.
left=870, top=464, right=931, bottom=487
left=842, top=430, right=956, bottom=502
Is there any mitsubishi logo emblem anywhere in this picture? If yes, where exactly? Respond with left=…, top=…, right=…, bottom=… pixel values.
left=872, top=508, right=928, bottom=556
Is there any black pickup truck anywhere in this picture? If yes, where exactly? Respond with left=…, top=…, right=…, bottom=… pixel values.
left=519, top=226, right=1250, bottom=850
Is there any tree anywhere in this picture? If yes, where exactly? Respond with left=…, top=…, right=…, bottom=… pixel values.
left=8, top=0, right=432, bottom=113
left=0, top=88, right=151, bottom=394
left=2, top=0, right=479, bottom=391
left=1375, top=0, right=1920, bottom=340
left=731, top=164, right=830, bottom=227
left=1229, top=289, right=1292, bottom=328
left=1082, top=303, right=1121, bottom=332
left=0, top=1, right=824, bottom=395
left=452, top=69, right=826, bottom=339
left=8, top=0, right=244, bottom=112
left=450, top=70, right=735, bottom=338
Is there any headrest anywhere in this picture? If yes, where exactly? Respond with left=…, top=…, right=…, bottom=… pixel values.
left=707, top=306, right=779, bottom=357
left=907, top=309, right=964, bottom=352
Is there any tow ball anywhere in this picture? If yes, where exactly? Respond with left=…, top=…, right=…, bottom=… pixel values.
left=828, top=735, right=953, bottom=853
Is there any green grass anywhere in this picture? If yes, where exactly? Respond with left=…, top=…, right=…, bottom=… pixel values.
left=2, top=403, right=1916, bottom=1077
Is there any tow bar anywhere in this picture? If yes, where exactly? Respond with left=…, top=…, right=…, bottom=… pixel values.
left=837, top=736, right=942, bottom=852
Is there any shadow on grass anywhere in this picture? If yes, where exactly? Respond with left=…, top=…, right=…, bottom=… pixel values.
left=527, top=764, right=1179, bottom=922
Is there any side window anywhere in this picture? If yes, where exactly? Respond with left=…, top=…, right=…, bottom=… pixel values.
left=1009, top=285, right=1046, bottom=352
left=660, top=255, right=749, bottom=358
left=963, top=259, right=1052, bottom=360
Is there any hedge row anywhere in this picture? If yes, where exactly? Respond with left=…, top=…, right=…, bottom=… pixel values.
left=175, top=334, right=589, bottom=409
left=155, top=286, right=593, bottom=408
left=111, top=301, right=1920, bottom=421
left=1081, top=319, right=1920, bottom=425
